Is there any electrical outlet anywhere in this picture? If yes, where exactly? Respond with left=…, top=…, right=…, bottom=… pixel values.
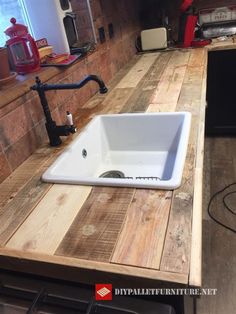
left=108, top=23, right=114, bottom=39
left=98, top=27, right=106, bottom=43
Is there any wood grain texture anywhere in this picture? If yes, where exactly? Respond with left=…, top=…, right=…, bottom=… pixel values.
left=0, top=174, right=51, bottom=246
left=147, top=102, right=178, bottom=113
left=0, top=146, right=55, bottom=209
left=189, top=55, right=207, bottom=287
left=6, top=185, right=91, bottom=254
left=116, top=53, right=159, bottom=88
left=120, top=80, right=158, bottom=113
left=111, top=190, right=172, bottom=269
left=56, top=187, right=135, bottom=262
left=146, top=51, right=174, bottom=82
left=160, top=146, right=195, bottom=275
left=0, top=247, right=188, bottom=285
left=120, top=52, right=173, bottom=114
left=189, top=167, right=202, bottom=287
left=0, top=140, right=77, bottom=246
left=160, top=49, right=206, bottom=276
left=150, top=51, right=190, bottom=106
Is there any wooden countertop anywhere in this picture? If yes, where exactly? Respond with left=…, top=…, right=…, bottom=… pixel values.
left=1, top=40, right=229, bottom=288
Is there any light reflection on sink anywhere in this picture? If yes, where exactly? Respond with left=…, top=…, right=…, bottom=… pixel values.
left=42, top=112, right=191, bottom=189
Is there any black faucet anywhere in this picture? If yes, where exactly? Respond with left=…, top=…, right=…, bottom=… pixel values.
left=31, top=75, right=108, bottom=146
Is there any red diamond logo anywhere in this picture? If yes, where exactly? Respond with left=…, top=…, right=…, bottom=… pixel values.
left=95, top=284, right=112, bottom=300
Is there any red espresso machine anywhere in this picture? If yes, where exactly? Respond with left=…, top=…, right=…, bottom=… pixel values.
left=178, top=0, right=211, bottom=47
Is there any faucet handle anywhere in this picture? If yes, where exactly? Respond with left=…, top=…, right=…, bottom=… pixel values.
left=66, top=111, right=74, bottom=126
left=66, top=111, right=77, bottom=134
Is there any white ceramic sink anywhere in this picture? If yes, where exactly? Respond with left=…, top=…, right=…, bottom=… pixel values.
left=42, top=112, right=191, bottom=189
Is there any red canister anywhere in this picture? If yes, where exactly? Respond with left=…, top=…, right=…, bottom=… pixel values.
left=5, top=18, right=40, bottom=74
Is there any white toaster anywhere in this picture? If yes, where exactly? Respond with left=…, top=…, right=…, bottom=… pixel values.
left=141, top=27, right=168, bottom=51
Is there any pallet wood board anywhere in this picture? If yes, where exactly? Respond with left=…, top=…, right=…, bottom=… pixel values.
left=0, top=141, right=78, bottom=246
left=150, top=65, right=187, bottom=105
left=6, top=185, right=92, bottom=254
left=111, top=190, right=172, bottom=269
left=160, top=146, right=194, bottom=275
left=0, top=247, right=188, bottom=285
left=0, top=146, right=55, bottom=209
left=116, top=53, right=159, bottom=88
left=56, top=187, right=135, bottom=262
left=120, top=53, right=174, bottom=114
left=145, top=51, right=174, bottom=82
left=0, top=174, right=52, bottom=246
left=159, top=50, right=205, bottom=275
left=149, top=51, right=190, bottom=106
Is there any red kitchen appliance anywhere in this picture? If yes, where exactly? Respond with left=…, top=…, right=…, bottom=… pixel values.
left=5, top=18, right=40, bottom=74
left=178, top=0, right=211, bottom=48
left=178, top=0, right=197, bottom=47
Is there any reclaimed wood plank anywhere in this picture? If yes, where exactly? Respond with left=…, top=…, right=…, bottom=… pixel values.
left=111, top=190, right=172, bottom=269
left=146, top=52, right=189, bottom=112
left=145, top=51, right=174, bottom=82
left=0, top=174, right=52, bottom=246
left=189, top=167, right=202, bottom=286
left=120, top=79, right=158, bottom=113
left=0, top=247, right=189, bottom=285
left=147, top=102, right=178, bottom=113
left=6, top=185, right=91, bottom=254
left=189, top=50, right=207, bottom=287
left=116, top=53, right=159, bottom=88
left=0, top=131, right=84, bottom=246
left=0, top=146, right=55, bottom=209
left=149, top=51, right=190, bottom=106
left=160, top=145, right=195, bottom=274
left=120, top=53, right=173, bottom=113
left=188, top=48, right=206, bottom=68
left=150, top=65, right=187, bottom=105
left=167, top=50, right=190, bottom=68
left=160, top=49, right=206, bottom=276
left=55, top=187, right=135, bottom=262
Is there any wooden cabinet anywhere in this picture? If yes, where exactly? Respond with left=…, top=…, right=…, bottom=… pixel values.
left=206, top=49, right=236, bottom=135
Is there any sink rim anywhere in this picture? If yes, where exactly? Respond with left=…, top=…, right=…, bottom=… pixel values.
left=42, top=112, right=192, bottom=190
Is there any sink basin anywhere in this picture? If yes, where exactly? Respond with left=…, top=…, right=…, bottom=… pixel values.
left=42, top=112, right=191, bottom=189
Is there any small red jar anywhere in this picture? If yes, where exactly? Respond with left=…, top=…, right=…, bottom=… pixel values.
left=5, top=17, right=40, bottom=74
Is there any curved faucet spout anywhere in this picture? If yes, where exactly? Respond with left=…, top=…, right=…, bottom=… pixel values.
left=30, top=74, right=108, bottom=146
left=32, top=75, right=108, bottom=94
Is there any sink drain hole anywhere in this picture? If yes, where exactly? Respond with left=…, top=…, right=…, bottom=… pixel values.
left=99, top=170, right=125, bottom=178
